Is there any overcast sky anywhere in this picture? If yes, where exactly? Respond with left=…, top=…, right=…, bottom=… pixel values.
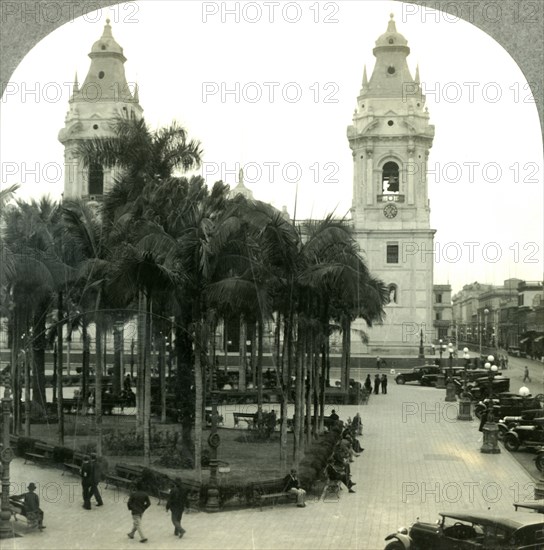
left=1, top=0, right=542, bottom=294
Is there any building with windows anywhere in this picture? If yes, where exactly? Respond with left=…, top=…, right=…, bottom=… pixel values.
left=452, top=279, right=543, bottom=358
left=347, top=15, right=437, bottom=354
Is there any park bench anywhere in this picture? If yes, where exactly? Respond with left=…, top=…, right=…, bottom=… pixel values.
left=62, top=451, right=86, bottom=476
left=24, top=442, right=55, bottom=465
left=104, top=463, right=144, bottom=491
left=233, top=412, right=255, bottom=429
left=8, top=497, right=43, bottom=529
left=249, top=479, right=297, bottom=510
left=513, top=502, right=544, bottom=514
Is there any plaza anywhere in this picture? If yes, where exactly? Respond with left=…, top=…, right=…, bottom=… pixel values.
left=2, top=356, right=542, bottom=550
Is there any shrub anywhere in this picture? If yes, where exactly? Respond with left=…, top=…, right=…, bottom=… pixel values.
left=15, top=436, right=37, bottom=457
left=53, top=446, right=74, bottom=464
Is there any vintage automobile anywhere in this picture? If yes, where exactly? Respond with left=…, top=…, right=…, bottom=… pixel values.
left=396, top=366, right=442, bottom=385
left=384, top=511, right=544, bottom=549
left=465, top=376, right=511, bottom=400
left=498, top=409, right=544, bottom=439
left=475, top=393, right=544, bottom=420
left=504, top=418, right=544, bottom=452
left=536, top=447, right=544, bottom=472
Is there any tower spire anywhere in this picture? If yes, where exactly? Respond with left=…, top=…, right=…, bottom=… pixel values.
left=73, top=72, right=79, bottom=94
left=362, top=65, right=368, bottom=88
left=387, top=12, right=397, bottom=33
left=415, top=64, right=420, bottom=84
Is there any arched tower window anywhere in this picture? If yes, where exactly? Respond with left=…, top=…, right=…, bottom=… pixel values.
left=382, top=161, right=399, bottom=194
left=388, top=283, right=398, bottom=304
left=88, top=162, right=104, bottom=196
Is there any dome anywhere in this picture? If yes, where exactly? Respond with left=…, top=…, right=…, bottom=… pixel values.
left=90, top=19, right=125, bottom=59
left=374, top=14, right=409, bottom=49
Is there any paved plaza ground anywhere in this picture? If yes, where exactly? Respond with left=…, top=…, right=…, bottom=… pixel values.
left=3, top=356, right=543, bottom=549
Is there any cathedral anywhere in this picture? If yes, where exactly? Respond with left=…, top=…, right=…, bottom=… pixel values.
left=58, top=16, right=449, bottom=356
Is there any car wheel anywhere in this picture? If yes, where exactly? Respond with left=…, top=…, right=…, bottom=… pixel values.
left=504, top=434, right=520, bottom=452
left=396, top=376, right=405, bottom=385
left=384, top=543, right=405, bottom=550
left=536, top=454, right=544, bottom=472
left=497, top=426, right=507, bottom=441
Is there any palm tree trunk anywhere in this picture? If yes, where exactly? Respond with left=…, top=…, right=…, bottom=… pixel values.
left=24, top=339, right=32, bottom=437
left=160, top=334, right=166, bottom=424
left=193, top=300, right=204, bottom=479
left=57, top=290, right=65, bottom=446
left=94, top=288, right=103, bottom=456
left=293, top=315, right=303, bottom=466
left=137, top=291, right=145, bottom=431
left=239, top=314, right=246, bottom=391
left=256, top=317, right=264, bottom=424
left=250, top=322, right=257, bottom=387
left=305, top=328, right=314, bottom=445
left=82, top=320, right=89, bottom=415
left=143, top=292, right=152, bottom=466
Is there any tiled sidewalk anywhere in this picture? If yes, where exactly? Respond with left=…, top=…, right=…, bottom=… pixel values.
left=4, top=382, right=539, bottom=550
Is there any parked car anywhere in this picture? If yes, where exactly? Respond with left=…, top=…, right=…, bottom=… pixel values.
left=503, top=418, right=544, bottom=452
left=384, top=510, right=544, bottom=549
left=475, top=393, right=544, bottom=420
left=465, top=376, right=510, bottom=400
left=536, top=446, right=544, bottom=472
left=498, top=409, right=544, bottom=439
left=395, top=365, right=441, bottom=385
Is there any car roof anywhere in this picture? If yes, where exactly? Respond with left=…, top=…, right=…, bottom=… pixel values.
left=439, top=511, right=544, bottom=530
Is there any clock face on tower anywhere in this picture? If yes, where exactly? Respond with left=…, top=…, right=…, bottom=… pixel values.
left=383, top=204, right=398, bottom=218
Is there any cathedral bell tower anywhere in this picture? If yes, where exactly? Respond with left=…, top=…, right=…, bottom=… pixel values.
left=347, top=14, right=436, bottom=354
left=58, top=19, right=143, bottom=200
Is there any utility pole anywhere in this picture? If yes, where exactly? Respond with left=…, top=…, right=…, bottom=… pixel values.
left=57, top=290, right=65, bottom=445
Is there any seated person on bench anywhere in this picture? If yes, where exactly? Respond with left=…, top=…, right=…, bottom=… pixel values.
left=326, top=461, right=356, bottom=493
left=283, top=469, right=306, bottom=508
left=12, top=482, right=45, bottom=529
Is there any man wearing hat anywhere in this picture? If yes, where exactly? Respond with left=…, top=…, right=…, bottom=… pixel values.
left=165, top=477, right=188, bottom=538
left=282, top=469, right=306, bottom=507
left=90, top=452, right=104, bottom=506
left=80, top=454, right=93, bottom=509
left=12, top=482, right=45, bottom=529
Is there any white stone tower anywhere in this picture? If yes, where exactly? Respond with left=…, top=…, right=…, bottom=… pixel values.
left=58, top=19, right=143, bottom=199
left=347, top=14, right=435, bottom=354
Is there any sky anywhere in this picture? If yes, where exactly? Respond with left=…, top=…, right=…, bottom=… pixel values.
left=0, top=0, right=542, bottom=295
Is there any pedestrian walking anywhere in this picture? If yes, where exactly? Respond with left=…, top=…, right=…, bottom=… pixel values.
left=127, top=481, right=151, bottom=543
left=381, top=374, right=388, bottom=394
left=90, top=452, right=103, bottom=506
left=166, top=478, right=188, bottom=538
left=80, top=455, right=92, bottom=510
left=376, top=356, right=381, bottom=370
left=374, top=374, right=381, bottom=395
left=523, top=366, right=531, bottom=383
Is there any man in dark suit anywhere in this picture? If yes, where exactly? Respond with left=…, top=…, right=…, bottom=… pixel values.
left=283, top=469, right=306, bottom=507
left=80, top=455, right=92, bottom=510
left=166, top=478, right=188, bottom=538
left=12, top=482, right=45, bottom=529
left=90, top=452, right=103, bottom=506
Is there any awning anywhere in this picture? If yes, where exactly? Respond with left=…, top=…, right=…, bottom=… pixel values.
left=534, top=336, right=543, bottom=342
left=519, top=338, right=529, bottom=344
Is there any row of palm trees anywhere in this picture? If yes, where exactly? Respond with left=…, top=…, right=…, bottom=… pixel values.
left=0, top=116, right=389, bottom=477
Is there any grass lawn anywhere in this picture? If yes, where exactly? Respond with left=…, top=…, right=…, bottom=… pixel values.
left=27, top=415, right=297, bottom=488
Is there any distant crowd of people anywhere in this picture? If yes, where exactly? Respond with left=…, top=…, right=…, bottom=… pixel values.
left=364, top=373, right=388, bottom=395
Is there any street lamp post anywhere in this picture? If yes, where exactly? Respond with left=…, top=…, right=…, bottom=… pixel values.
left=480, top=356, right=500, bottom=454
left=445, top=342, right=457, bottom=402
left=457, top=347, right=472, bottom=420
left=206, top=363, right=220, bottom=512
left=436, top=340, right=446, bottom=389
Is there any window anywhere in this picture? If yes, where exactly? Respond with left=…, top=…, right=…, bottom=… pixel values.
left=98, top=71, right=105, bottom=79
left=436, top=293, right=442, bottom=304
left=386, top=244, right=399, bottom=264
left=388, top=284, right=398, bottom=304
left=382, top=161, right=399, bottom=194
left=435, top=312, right=442, bottom=321
left=387, top=66, right=396, bottom=74
left=88, top=162, right=104, bottom=195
